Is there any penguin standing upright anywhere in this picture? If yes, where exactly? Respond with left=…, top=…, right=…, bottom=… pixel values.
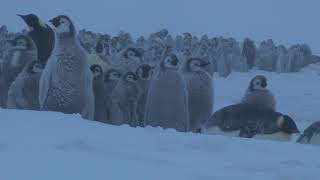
left=202, top=103, right=300, bottom=141
left=297, top=121, right=320, bottom=145
left=18, top=14, right=55, bottom=66
left=1, top=35, right=37, bottom=108
left=182, top=58, right=214, bottom=131
left=7, top=60, right=43, bottom=110
left=39, top=15, right=94, bottom=120
left=114, top=47, right=142, bottom=74
left=104, top=68, right=122, bottom=124
left=111, top=72, right=141, bottom=127
left=90, top=64, right=107, bottom=122
left=144, top=48, right=189, bottom=132
left=136, top=64, right=154, bottom=126
left=241, top=75, right=276, bottom=111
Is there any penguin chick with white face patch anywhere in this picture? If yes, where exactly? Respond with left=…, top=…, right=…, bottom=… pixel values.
left=90, top=64, right=107, bottom=122
left=1, top=35, right=37, bottom=108
left=18, top=14, right=55, bottom=66
left=297, top=121, right=320, bottom=145
left=144, top=49, right=189, bottom=132
left=136, top=64, right=155, bottom=127
left=202, top=103, right=300, bottom=141
left=183, top=58, right=214, bottom=132
left=114, top=47, right=142, bottom=74
left=39, top=15, right=95, bottom=120
left=7, top=61, right=43, bottom=110
left=111, top=72, right=141, bottom=127
left=241, top=75, right=276, bottom=111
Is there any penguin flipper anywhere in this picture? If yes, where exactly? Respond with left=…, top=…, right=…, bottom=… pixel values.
left=39, top=56, right=56, bottom=110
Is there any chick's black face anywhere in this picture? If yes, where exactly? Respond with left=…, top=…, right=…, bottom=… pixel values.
left=137, top=64, right=154, bottom=80
left=249, top=75, right=267, bottom=91
left=105, top=69, right=121, bottom=82
left=49, top=15, right=74, bottom=35
left=25, top=61, right=43, bottom=73
left=124, top=48, right=142, bottom=59
left=280, top=115, right=300, bottom=134
left=90, top=65, right=103, bottom=79
left=124, top=72, right=139, bottom=83
left=18, top=14, right=41, bottom=29
left=11, top=35, right=31, bottom=50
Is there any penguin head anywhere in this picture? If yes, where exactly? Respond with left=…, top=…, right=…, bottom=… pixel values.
left=163, top=54, right=180, bottom=70
left=276, top=115, right=300, bottom=134
left=10, top=35, right=34, bottom=51
left=24, top=61, right=43, bottom=74
left=105, top=69, right=121, bottom=82
left=124, top=48, right=142, bottom=61
left=18, top=14, right=46, bottom=31
left=187, top=58, right=210, bottom=72
left=95, top=39, right=109, bottom=56
left=249, top=75, right=267, bottom=91
left=49, top=15, right=75, bottom=36
left=90, top=64, right=103, bottom=79
left=124, top=72, right=139, bottom=83
left=136, top=64, right=155, bottom=80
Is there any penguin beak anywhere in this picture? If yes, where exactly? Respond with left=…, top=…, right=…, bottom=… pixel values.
left=17, top=14, right=26, bottom=20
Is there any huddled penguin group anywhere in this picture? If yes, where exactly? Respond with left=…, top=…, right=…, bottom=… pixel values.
left=0, top=13, right=319, bottom=146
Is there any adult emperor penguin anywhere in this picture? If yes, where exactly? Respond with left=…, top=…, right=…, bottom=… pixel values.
left=182, top=58, right=214, bottom=132
left=144, top=48, right=189, bottom=132
left=39, top=15, right=94, bottom=120
left=104, top=68, right=122, bottom=124
left=7, top=60, right=43, bottom=110
left=297, top=121, right=320, bottom=145
left=202, top=103, right=300, bottom=141
left=136, top=64, right=155, bottom=127
left=90, top=64, right=107, bottom=122
left=111, top=72, right=141, bottom=127
left=18, top=14, right=55, bottom=66
left=1, top=35, right=37, bottom=108
left=241, top=75, right=276, bottom=111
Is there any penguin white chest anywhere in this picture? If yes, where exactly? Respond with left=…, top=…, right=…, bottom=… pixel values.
left=11, top=51, right=21, bottom=67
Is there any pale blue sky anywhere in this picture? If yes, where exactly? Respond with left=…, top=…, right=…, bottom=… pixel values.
left=1, top=0, right=319, bottom=54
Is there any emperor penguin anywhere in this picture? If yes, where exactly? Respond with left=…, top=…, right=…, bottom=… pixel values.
left=144, top=48, right=189, bottom=132
left=136, top=64, right=155, bottom=127
left=114, top=47, right=142, bottom=74
left=201, top=103, right=300, bottom=141
left=90, top=64, right=107, bottom=122
left=39, top=15, right=95, bottom=120
left=18, top=14, right=55, bottom=66
left=7, top=60, right=43, bottom=110
left=1, top=35, right=37, bottom=108
left=241, top=75, right=276, bottom=111
left=104, top=68, right=122, bottom=124
left=182, top=58, right=214, bottom=132
left=111, top=72, right=141, bottom=127
left=297, top=121, right=320, bottom=145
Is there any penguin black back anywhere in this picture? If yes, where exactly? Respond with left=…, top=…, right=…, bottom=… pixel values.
left=18, top=14, right=55, bottom=66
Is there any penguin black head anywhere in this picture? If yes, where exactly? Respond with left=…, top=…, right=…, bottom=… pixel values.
left=162, top=53, right=180, bottom=70
left=136, top=64, right=155, bottom=80
left=249, top=75, right=267, bottom=91
left=124, top=48, right=142, bottom=59
left=95, top=39, right=109, bottom=55
left=90, top=64, right=103, bottom=79
left=10, top=35, right=33, bottom=51
left=276, top=115, right=300, bottom=134
left=105, top=69, right=121, bottom=82
left=49, top=15, right=75, bottom=36
left=124, top=72, right=139, bottom=83
left=18, top=14, right=46, bottom=31
left=186, top=58, right=210, bottom=72
left=24, top=61, right=43, bottom=74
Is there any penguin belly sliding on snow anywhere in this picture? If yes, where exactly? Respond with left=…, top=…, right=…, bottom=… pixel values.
left=144, top=49, right=189, bottom=132
left=39, top=15, right=94, bottom=120
left=201, top=103, right=300, bottom=142
left=182, top=58, right=214, bottom=132
left=7, top=61, right=43, bottom=110
left=297, top=121, right=320, bottom=145
left=241, top=75, right=276, bottom=111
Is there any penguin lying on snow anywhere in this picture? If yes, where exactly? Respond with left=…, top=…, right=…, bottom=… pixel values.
left=39, top=15, right=94, bottom=120
left=201, top=103, right=300, bottom=141
left=297, top=121, right=320, bottom=145
left=241, top=75, right=276, bottom=111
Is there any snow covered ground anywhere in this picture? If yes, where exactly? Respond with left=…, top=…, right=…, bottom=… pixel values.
left=1, top=64, right=320, bottom=180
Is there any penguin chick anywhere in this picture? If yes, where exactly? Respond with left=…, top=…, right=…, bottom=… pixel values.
left=136, top=64, right=155, bottom=127
left=114, top=47, right=142, bottom=74
left=297, top=121, right=320, bottom=145
left=111, top=72, right=141, bottom=127
left=39, top=15, right=95, bottom=120
left=7, top=61, right=43, bottom=110
left=202, top=103, right=300, bottom=141
left=1, top=35, right=37, bottom=108
left=183, top=58, right=214, bottom=132
left=18, top=14, right=55, bottom=66
left=241, top=75, right=276, bottom=111
left=144, top=51, right=189, bottom=132
left=104, top=68, right=122, bottom=124
left=90, top=64, right=107, bottom=122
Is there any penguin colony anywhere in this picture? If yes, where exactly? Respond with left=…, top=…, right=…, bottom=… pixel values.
left=0, top=13, right=319, bottom=145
